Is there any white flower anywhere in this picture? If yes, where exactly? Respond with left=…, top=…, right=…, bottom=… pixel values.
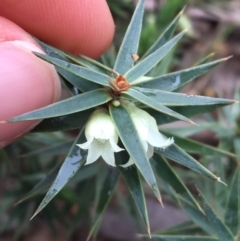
left=121, top=101, right=174, bottom=167
left=76, top=109, right=124, bottom=166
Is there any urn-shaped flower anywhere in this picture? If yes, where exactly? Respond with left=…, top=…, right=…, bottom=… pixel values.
left=77, top=109, right=123, bottom=166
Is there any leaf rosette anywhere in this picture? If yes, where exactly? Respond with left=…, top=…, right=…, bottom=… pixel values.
left=6, top=0, right=237, bottom=237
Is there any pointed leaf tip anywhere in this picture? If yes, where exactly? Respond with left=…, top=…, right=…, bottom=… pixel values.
left=158, top=196, right=164, bottom=208
left=179, top=5, right=187, bottom=14
left=30, top=209, right=40, bottom=221
left=217, top=177, right=227, bottom=186
left=147, top=228, right=152, bottom=239
left=224, top=55, right=233, bottom=61
left=190, top=120, right=198, bottom=126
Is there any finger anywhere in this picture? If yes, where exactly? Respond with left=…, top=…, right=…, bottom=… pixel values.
left=0, top=18, right=61, bottom=148
left=0, top=0, right=115, bottom=58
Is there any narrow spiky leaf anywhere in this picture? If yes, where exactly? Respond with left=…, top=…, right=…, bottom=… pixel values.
left=142, top=8, right=184, bottom=58
left=154, top=221, right=200, bottom=235
left=182, top=202, right=214, bottom=234
left=160, top=130, right=235, bottom=157
left=116, top=151, right=150, bottom=234
left=224, top=168, right=239, bottom=235
left=35, top=53, right=110, bottom=86
left=30, top=130, right=87, bottom=219
left=31, top=109, right=93, bottom=132
left=7, top=89, right=111, bottom=122
left=109, top=104, right=162, bottom=204
left=56, top=67, right=100, bottom=92
left=16, top=165, right=61, bottom=204
left=36, top=39, right=112, bottom=74
left=114, top=0, right=144, bottom=74
left=87, top=167, right=119, bottom=241
left=146, top=103, right=231, bottom=125
left=200, top=191, right=235, bottom=241
left=123, top=88, right=195, bottom=124
left=126, top=30, right=186, bottom=82
left=152, top=153, right=201, bottom=210
left=138, top=234, right=219, bottom=241
left=135, top=58, right=229, bottom=90
left=195, top=53, right=215, bottom=65
left=35, top=38, right=68, bottom=61
left=155, top=144, right=222, bottom=181
left=61, top=51, right=113, bottom=75
left=133, top=87, right=235, bottom=106
left=21, top=140, right=72, bottom=157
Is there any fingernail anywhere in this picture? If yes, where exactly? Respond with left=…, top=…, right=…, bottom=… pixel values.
left=1, top=40, right=44, bottom=54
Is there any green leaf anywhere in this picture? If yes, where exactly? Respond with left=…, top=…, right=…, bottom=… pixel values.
left=234, top=137, right=240, bottom=159
left=127, top=30, right=185, bottom=82
left=35, top=53, right=110, bottom=86
left=116, top=150, right=150, bottom=234
left=124, top=88, right=195, bottom=124
left=155, top=0, right=186, bottom=32
left=195, top=53, right=215, bottom=66
left=56, top=67, right=100, bottom=92
left=151, top=153, right=201, bottom=210
left=155, top=144, right=221, bottom=181
left=160, top=124, right=214, bottom=137
left=16, top=165, right=61, bottom=204
left=146, top=104, right=231, bottom=125
left=200, top=191, right=235, bottom=241
left=60, top=51, right=113, bottom=75
left=142, top=8, right=184, bottom=58
left=33, top=112, right=90, bottom=133
left=133, top=87, right=235, bottom=106
left=139, top=234, right=219, bottom=241
left=35, top=38, right=68, bottom=61
left=160, top=130, right=235, bottom=158
left=151, top=48, right=174, bottom=77
left=136, top=58, right=229, bottom=90
left=224, top=167, right=239, bottom=235
left=36, top=39, right=112, bottom=74
left=109, top=104, right=162, bottom=203
left=31, top=109, right=93, bottom=132
left=182, top=202, right=214, bottom=234
left=30, top=130, right=87, bottom=219
left=60, top=74, right=81, bottom=95
left=20, top=140, right=72, bottom=157
left=8, top=89, right=111, bottom=122
left=87, top=167, right=119, bottom=241
left=156, top=221, right=200, bottom=235
left=114, top=0, right=144, bottom=74
left=70, top=162, right=101, bottom=184
left=68, top=180, right=95, bottom=236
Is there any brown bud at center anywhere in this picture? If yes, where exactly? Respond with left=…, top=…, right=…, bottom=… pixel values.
left=115, top=75, right=130, bottom=91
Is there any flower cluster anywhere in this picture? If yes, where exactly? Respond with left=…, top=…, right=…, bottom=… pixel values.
left=77, top=102, right=174, bottom=167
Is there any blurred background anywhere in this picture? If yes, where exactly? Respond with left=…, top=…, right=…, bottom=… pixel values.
left=1, top=0, right=240, bottom=240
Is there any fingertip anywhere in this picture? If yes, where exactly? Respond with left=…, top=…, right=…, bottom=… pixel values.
left=0, top=16, right=37, bottom=44
left=0, top=0, right=115, bottom=58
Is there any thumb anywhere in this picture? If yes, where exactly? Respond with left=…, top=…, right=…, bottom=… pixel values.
left=0, top=17, right=61, bottom=148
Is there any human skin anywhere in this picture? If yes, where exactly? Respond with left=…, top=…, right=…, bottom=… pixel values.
left=0, top=0, right=114, bottom=148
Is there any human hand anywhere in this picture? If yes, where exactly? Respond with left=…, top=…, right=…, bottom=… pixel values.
left=0, top=0, right=114, bottom=148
